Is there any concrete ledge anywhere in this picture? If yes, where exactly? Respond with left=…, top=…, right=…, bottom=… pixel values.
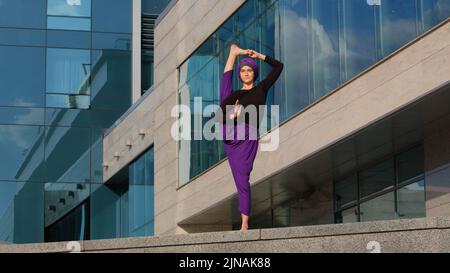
left=1, top=217, right=450, bottom=253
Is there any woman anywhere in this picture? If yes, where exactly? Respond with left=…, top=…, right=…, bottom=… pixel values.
left=219, top=44, right=283, bottom=230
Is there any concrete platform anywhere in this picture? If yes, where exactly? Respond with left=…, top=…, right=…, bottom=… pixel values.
left=1, top=217, right=449, bottom=253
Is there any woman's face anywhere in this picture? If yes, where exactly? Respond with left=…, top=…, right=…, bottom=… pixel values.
left=240, top=66, right=254, bottom=84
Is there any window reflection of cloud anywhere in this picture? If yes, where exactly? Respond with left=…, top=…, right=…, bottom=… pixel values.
left=48, top=0, right=89, bottom=17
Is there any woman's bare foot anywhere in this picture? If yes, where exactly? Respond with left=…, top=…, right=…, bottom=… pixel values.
left=240, top=213, right=249, bottom=231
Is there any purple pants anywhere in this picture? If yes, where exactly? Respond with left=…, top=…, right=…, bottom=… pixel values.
left=222, top=123, right=258, bottom=216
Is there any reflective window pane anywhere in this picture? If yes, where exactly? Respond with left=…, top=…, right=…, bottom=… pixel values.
left=92, top=33, right=132, bottom=50
left=0, top=46, right=45, bottom=107
left=45, top=108, right=124, bottom=127
left=334, top=174, right=357, bottom=210
left=341, top=0, right=377, bottom=82
left=0, top=181, right=44, bottom=244
left=44, top=182, right=90, bottom=242
left=397, top=180, right=426, bottom=219
left=47, top=0, right=91, bottom=17
left=360, top=191, right=396, bottom=222
left=379, top=0, right=418, bottom=57
left=92, top=0, right=132, bottom=33
left=47, top=30, right=91, bottom=49
left=0, top=0, right=46, bottom=29
left=90, top=183, right=122, bottom=239
left=421, top=0, right=450, bottom=32
left=0, top=107, right=44, bottom=126
left=397, top=145, right=424, bottom=183
left=47, top=16, right=91, bottom=31
left=45, top=126, right=90, bottom=183
left=90, top=50, right=131, bottom=110
left=0, top=28, right=45, bottom=47
left=46, top=48, right=91, bottom=95
left=0, top=125, right=45, bottom=182
left=46, top=94, right=90, bottom=109
left=359, top=158, right=395, bottom=198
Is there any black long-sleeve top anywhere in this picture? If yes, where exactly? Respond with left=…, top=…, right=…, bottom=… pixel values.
left=216, top=55, right=284, bottom=130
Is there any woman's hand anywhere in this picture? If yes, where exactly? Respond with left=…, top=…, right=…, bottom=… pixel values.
left=248, top=49, right=266, bottom=60
left=229, top=99, right=242, bottom=119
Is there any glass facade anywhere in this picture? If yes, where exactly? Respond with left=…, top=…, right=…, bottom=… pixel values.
left=177, top=0, right=450, bottom=186
left=0, top=0, right=134, bottom=244
left=334, top=144, right=426, bottom=223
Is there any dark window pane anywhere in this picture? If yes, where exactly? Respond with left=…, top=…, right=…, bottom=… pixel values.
left=0, top=46, right=45, bottom=107
left=397, top=145, right=424, bottom=183
left=92, top=0, right=132, bottom=33
left=397, top=180, right=426, bottom=219
left=0, top=181, right=44, bottom=244
left=47, top=30, right=91, bottom=49
left=359, top=158, right=395, bottom=197
left=360, top=191, right=396, bottom=222
left=46, top=94, right=90, bottom=109
left=0, top=28, right=45, bottom=47
left=46, top=48, right=91, bottom=95
left=334, top=174, right=358, bottom=210
left=141, top=0, right=171, bottom=14
left=0, top=125, right=45, bottom=181
left=47, top=16, right=91, bottom=31
left=45, top=108, right=125, bottom=127
left=45, top=126, right=90, bottom=183
left=335, top=206, right=358, bottom=224
left=0, top=107, right=44, bottom=126
left=0, top=0, right=46, bottom=29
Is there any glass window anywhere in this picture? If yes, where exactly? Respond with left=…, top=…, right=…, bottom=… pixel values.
left=47, top=16, right=91, bottom=31
left=340, top=0, right=378, bottom=82
left=334, top=174, right=358, bottom=210
left=46, top=48, right=91, bottom=95
left=0, top=107, right=45, bottom=126
left=46, top=94, right=90, bottom=109
left=47, top=0, right=92, bottom=31
left=92, top=0, right=132, bottom=33
left=359, top=158, right=395, bottom=198
left=0, top=181, right=44, bottom=244
left=44, top=182, right=90, bottom=241
left=0, top=46, right=45, bottom=107
left=0, top=28, right=45, bottom=47
left=397, top=180, right=425, bottom=219
left=45, top=126, right=90, bottom=183
left=141, top=0, right=171, bottom=14
left=90, top=50, right=132, bottom=110
left=310, top=0, right=340, bottom=101
left=421, top=0, right=450, bottom=32
left=45, top=108, right=124, bottom=127
left=92, top=33, right=132, bottom=50
left=47, top=30, right=91, bottom=49
left=0, top=125, right=46, bottom=182
left=47, top=0, right=91, bottom=17
left=0, top=0, right=46, bottom=29
left=379, top=0, right=418, bottom=57
left=360, top=191, right=396, bottom=222
left=91, top=128, right=104, bottom=184
left=397, top=145, right=424, bottom=183
left=335, top=206, right=358, bottom=224
left=278, top=0, right=310, bottom=120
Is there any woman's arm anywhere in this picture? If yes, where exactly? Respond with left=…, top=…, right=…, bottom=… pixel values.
left=248, top=50, right=284, bottom=93
left=224, top=44, right=248, bottom=73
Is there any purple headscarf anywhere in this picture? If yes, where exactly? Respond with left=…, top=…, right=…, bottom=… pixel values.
left=238, top=57, right=259, bottom=83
